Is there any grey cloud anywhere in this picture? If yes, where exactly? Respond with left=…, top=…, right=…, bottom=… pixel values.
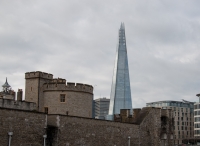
left=1, top=0, right=200, bottom=108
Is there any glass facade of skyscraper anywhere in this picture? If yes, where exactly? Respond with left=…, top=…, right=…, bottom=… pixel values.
left=106, top=23, right=132, bottom=120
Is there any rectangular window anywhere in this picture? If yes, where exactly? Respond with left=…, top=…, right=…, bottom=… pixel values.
left=44, top=107, right=48, bottom=114
left=60, top=94, right=65, bottom=102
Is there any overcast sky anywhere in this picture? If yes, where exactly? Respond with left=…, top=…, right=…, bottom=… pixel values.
left=1, top=0, right=200, bottom=108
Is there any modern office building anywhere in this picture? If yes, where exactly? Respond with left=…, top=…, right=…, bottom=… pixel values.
left=194, top=94, right=200, bottom=137
left=94, top=97, right=110, bottom=119
left=106, top=23, right=132, bottom=120
left=146, top=100, right=194, bottom=145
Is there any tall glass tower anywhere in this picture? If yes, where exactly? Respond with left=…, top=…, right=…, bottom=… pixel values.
left=106, top=23, right=132, bottom=120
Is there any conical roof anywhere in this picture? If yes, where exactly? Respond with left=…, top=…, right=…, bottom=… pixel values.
left=2, top=77, right=11, bottom=88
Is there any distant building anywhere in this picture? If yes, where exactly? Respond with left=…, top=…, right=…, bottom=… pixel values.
left=146, top=100, right=194, bottom=145
left=107, top=23, right=132, bottom=120
left=194, top=94, right=200, bottom=137
left=94, top=97, right=110, bottom=119
left=0, top=78, right=15, bottom=100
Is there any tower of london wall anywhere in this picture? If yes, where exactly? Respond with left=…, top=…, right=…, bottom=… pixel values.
left=43, top=80, right=93, bottom=118
left=25, top=71, right=93, bottom=118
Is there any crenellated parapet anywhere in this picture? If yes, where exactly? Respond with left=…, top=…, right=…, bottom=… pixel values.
left=49, top=78, right=66, bottom=84
left=43, top=81, right=93, bottom=94
left=25, top=71, right=53, bottom=79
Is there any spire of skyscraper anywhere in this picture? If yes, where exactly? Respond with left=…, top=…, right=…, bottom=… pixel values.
left=106, top=23, right=132, bottom=120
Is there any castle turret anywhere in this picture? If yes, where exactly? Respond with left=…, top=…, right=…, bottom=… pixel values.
left=25, top=71, right=93, bottom=118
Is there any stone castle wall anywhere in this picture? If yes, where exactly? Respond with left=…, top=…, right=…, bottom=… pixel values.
left=43, top=91, right=93, bottom=118
left=25, top=71, right=93, bottom=118
left=139, top=108, right=173, bottom=146
left=43, top=80, right=93, bottom=117
left=0, top=98, right=36, bottom=111
left=47, top=115, right=140, bottom=146
left=0, top=108, right=46, bottom=146
left=47, top=107, right=173, bottom=146
left=0, top=107, right=173, bottom=146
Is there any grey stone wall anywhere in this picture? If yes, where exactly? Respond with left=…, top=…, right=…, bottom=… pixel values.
left=0, top=108, right=46, bottom=146
left=46, top=108, right=174, bottom=146
left=0, top=98, right=36, bottom=110
left=44, top=91, right=93, bottom=118
left=47, top=115, right=140, bottom=146
left=0, top=107, right=174, bottom=146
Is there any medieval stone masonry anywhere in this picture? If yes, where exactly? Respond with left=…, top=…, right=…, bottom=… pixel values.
left=25, top=71, right=93, bottom=118
left=0, top=71, right=174, bottom=145
left=0, top=107, right=173, bottom=146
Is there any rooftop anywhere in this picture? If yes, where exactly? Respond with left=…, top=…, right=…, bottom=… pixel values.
left=2, top=77, right=10, bottom=88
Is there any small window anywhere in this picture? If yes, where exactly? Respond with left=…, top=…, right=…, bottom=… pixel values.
left=44, top=107, right=48, bottom=114
left=60, top=94, right=65, bottom=102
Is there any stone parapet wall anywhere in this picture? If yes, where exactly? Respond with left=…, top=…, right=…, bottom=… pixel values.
left=0, top=98, right=36, bottom=111
left=43, top=82, right=93, bottom=94
left=25, top=71, right=53, bottom=79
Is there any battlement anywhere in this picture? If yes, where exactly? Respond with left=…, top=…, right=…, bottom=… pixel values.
left=0, top=98, right=36, bottom=111
left=25, top=71, right=53, bottom=79
left=50, top=78, right=66, bottom=84
left=43, top=82, right=93, bottom=94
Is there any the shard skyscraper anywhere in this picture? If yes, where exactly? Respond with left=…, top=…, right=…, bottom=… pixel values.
left=106, top=23, right=132, bottom=120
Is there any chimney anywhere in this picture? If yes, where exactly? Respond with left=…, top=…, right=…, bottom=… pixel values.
left=17, top=89, right=23, bottom=101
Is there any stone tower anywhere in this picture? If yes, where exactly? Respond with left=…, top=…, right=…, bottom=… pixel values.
left=106, top=23, right=132, bottom=120
left=25, top=71, right=53, bottom=111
